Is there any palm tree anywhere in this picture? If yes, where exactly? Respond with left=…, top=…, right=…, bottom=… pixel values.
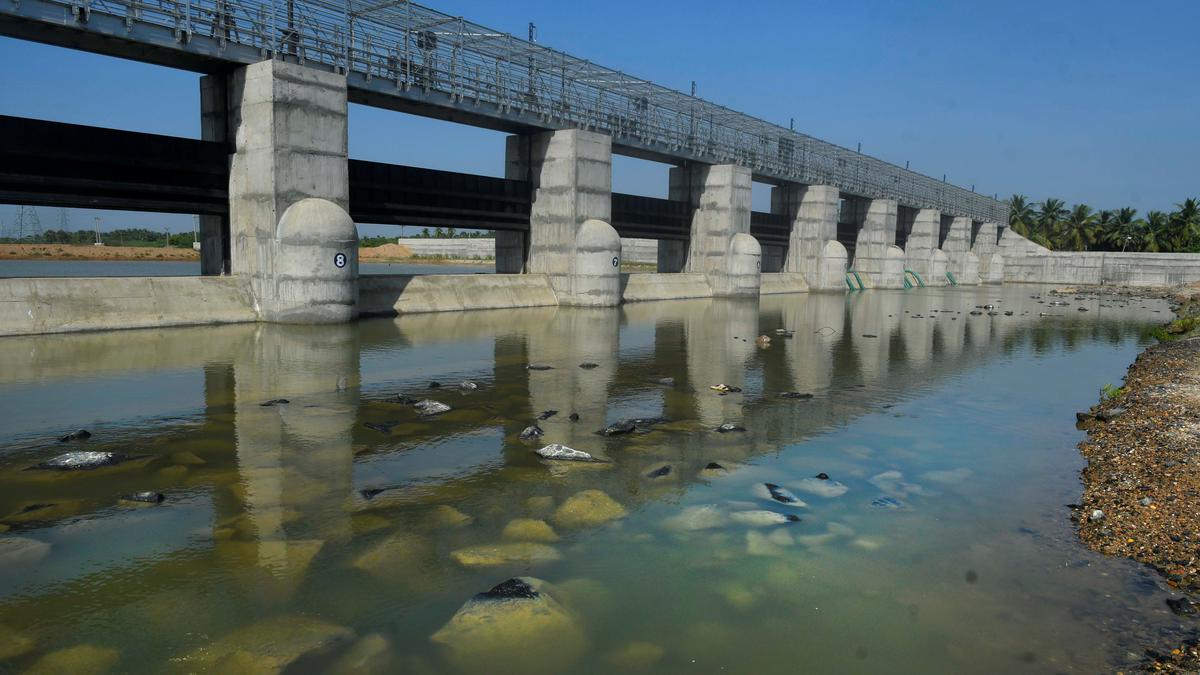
left=1058, top=204, right=1097, bottom=251
left=1035, top=198, right=1067, bottom=248
left=1008, top=194, right=1035, bottom=237
left=1102, top=207, right=1142, bottom=251
left=1168, top=198, right=1200, bottom=251
left=1142, top=211, right=1170, bottom=253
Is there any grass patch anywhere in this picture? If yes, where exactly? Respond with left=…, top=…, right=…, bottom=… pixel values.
left=1150, top=315, right=1200, bottom=342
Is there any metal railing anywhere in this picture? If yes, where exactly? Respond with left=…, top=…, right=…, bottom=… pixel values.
left=24, top=0, right=1007, bottom=222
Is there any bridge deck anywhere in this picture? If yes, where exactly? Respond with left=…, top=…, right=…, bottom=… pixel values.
left=0, top=0, right=1007, bottom=224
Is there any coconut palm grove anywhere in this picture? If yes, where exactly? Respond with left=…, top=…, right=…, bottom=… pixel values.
left=1008, top=195, right=1200, bottom=253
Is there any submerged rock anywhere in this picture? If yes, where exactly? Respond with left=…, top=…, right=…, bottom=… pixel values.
left=579, top=362, right=599, bottom=370
left=451, top=542, right=562, bottom=567
left=329, top=633, right=393, bottom=675
left=29, top=451, right=133, bottom=471
left=363, top=422, right=399, bottom=434
left=260, top=398, right=290, bottom=407
left=552, top=490, right=627, bottom=529
left=568, top=413, right=580, bottom=422
left=597, top=417, right=668, bottom=436
left=869, top=495, right=905, bottom=510
left=714, top=423, right=746, bottom=433
left=58, top=428, right=92, bottom=443
left=414, top=399, right=452, bottom=416
left=607, top=641, right=665, bottom=669
left=755, top=483, right=806, bottom=506
left=662, top=504, right=727, bottom=532
left=120, top=491, right=165, bottom=504
left=656, top=377, right=676, bottom=386
left=536, top=410, right=558, bottom=421
left=353, top=534, right=428, bottom=575
left=793, top=477, right=849, bottom=498
left=1097, top=407, right=1127, bottom=422
left=779, top=392, right=814, bottom=400
left=729, top=510, right=801, bottom=527
left=429, top=505, right=475, bottom=529
left=501, top=518, right=559, bottom=543
left=24, top=644, right=119, bottom=675
left=431, top=577, right=585, bottom=675
left=526, top=364, right=554, bottom=371
left=709, top=384, right=742, bottom=394
left=177, top=614, right=353, bottom=673
left=0, top=624, right=35, bottom=661
left=459, top=381, right=479, bottom=391
left=746, top=529, right=795, bottom=556
left=1167, top=597, right=1197, bottom=616
left=535, top=444, right=601, bottom=462
left=519, top=424, right=544, bottom=441
left=644, top=464, right=672, bottom=479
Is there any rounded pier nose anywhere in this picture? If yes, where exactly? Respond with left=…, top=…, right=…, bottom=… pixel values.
left=264, top=198, right=359, bottom=324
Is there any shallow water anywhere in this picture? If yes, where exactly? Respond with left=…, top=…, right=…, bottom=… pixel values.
left=0, top=286, right=1184, bottom=673
left=0, top=259, right=493, bottom=277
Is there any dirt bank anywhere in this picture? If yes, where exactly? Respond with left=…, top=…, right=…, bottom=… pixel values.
left=0, top=243, right=200, bottom=261
left=1073, top=284, right=1200, bottom=672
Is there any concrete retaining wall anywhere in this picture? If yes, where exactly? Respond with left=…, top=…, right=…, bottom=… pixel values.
left=393, top=237, right=659, bottom=264
left=760, top=273, right=811, bottom=295
left=358, top=274, right=559, bottom=315
left=1004, top=250, right=1200, bottom=286
left=0, top=277, right=257, bottom=336
left=619, top=273, right=713, bottom=302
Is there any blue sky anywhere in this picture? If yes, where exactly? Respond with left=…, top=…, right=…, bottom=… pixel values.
left=1, top=0, right=1197, bottom=235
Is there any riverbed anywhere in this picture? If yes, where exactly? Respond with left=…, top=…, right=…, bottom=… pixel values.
left=0, top=286, right=1185, bottom=673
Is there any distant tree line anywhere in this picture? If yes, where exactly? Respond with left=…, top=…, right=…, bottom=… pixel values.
left=0, top=228, right=196, bottom=247
left=408, top=228, right=492, bottom=239
left=1009, top=195, right=1200, bottom=253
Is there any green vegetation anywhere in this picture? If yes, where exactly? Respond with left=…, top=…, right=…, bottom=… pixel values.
left=1100, top=383, right=1126, bottom=401
left=1008, top=195, right=1200, bottom=252
left=408, top=228, right=492, bottom=239
left=1149, top=316, right=1200, bottom=342
left=0, top=228, right=197, bottom=247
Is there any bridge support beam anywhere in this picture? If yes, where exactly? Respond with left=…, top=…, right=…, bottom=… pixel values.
left=852, top=198, right=905, bottom=289
left=774, top=183, right=846, bottom=291
left=941, top=215, right=981, bottom=285
left=227, top=59, right=358, bottom=322
left=505, top=129, right=620, bottom=306
left=904, top=208, right=947, bottom=286
left=669, top=163, right=759, bottom=297
left=199, top=74, right=230, bottom=276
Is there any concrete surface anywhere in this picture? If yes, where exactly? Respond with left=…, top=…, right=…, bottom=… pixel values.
left=775, top=183, right=842, bottom=291
left=853, top=198, right=905, bottom=288
left=904, top=208, right=940, bottom=283
left=760, top=272, right=810, bottom=295
left=619, top=273, right=713, bottom=302
left=567, top=219, right=622, bottom=306
left=359, top=274, right=558, bottom=315
left=669, top=163, right=754, bottom=295
left=0, top=276, right=257, bottom=336
left=264, top=198, right=358, bottom=323
left=392, top=237, right=659, bottom=265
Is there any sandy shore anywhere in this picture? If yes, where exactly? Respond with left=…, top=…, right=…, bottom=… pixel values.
left=1073, top=284, right=1200, bottom=672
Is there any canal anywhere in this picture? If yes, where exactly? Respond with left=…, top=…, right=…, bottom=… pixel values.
left=0, top=286, right=1180, bottom=673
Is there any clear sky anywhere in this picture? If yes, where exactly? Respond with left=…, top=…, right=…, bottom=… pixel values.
left=1, top=0, right=1196, bottom=235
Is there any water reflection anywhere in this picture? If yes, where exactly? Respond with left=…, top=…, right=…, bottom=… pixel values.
left=0, top=287, right=1179, bottom=673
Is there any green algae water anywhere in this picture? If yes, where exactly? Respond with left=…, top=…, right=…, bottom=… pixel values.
left=0, top=286, right=1183, bottom=673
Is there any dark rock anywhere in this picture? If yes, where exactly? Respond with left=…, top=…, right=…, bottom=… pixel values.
left=395, top=394, right=418, bottom=405
left=568, top=413, right=579, bottom=422
left=578, top=362, right=599, bottom=370
left=780, top=392, right=814, bottom=400
left=29, top=451, right=133, bottom=471
left=122, top=491, right=165, bottom=504
left=1097, top=407, right=1127, bottom=422
left=715, top=423, right=746, bottom=433
left=1167, top=597, right=1198, bottom=616
left=474, top=578, right=539, bottom=601
left=815, top=473, right=830, bottom=480
left=870, top=495, right=905, bottom=510
left=537, top=410, right=558, bottom=421
left=414, top=400, right=452, bottom=416
left=519, top=424, right=544, bottom=441
left=364, top=422, right=399, bottom=434
left=763, top=483, right=801, bottom=505
left=1078, top=307, right=1089, bottom=312
left=526, top=364, right=554, bottom=371
left=646, top=465, right=672, bottom=479
left=861, top=334, right=879, bottom=338
left=1004, top=311, right=1014, bottom=316
left=969, top=310, right=983, bottom=316
left=705, top=462, right=726, bottom=471
left=1076, top=411, right=1096, bottom=424
left=360, top=488, right=387, bottom=500
left=58, top=429, right=91, bottom=443
left=597, top=417, right=667, bottom=436
left=260, top=399, right=290, bottom=407
left=429, top=381, right=442, bottom=389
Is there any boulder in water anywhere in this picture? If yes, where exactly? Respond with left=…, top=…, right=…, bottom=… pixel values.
left=526, top=364, right=554, bottom=371
left=177, top=614, right=353, bottom=673
left=459, top=381, right=479, bottom=391
left=779, top=392, right=813, bottom=400
left=260, top=399, right=290, bottom=407
left=535, top=444, right=601, bottom=462
left=0, top=536, right=51, bottom=568
left=537, top=410, right=558, bottom=421
left=662, top=504, right=727, bottom=532
left=0, top=624, right=35, bottom=661
left=519, top=424, right=544, bottom=441
left=29, top=451, right=133, bottom=471
left=120, top=491, right=165, bottom=504
left=714, top=423, right=746, bottom=433
left=364, top=421, right=399, bottom=434
left=431, top=577, right=585, bottom=675
left=552, top=490, right=627, bottom=529
left=451, top=542, right=562, bottom=567
left=755, top=483, right=806, bottom=506
left=793, top=477, right=849, bottom=498
left=413, top=400, right=452, bottom=416
left=729, top=510, right=801, bottom=527
left=501, top=518, right=559, bottom=543
left=644, top=464, right=672, bottom=479
left=579, top=362, right=599, bottom=369
left=58, top=429, right=91, bottom=443
left=23, top=644, right=119, bottom=675
left=597, top=417, right=667, bottom=436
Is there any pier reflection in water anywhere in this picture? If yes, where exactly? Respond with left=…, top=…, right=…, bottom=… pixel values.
left=0, top=287, right=1180, bottom=673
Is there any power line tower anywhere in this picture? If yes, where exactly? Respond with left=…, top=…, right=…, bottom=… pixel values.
left=14, top=206, right=44, bottom=242
left=58, top=208, right=70, bottom=232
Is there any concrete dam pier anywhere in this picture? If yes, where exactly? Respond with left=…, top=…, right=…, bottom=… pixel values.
left=0, top=0, right=1023, bottom=335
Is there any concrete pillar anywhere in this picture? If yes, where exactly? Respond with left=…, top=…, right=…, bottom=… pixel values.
left=772, top=183, right=845, bottom=291
left=760, top=245, right=785, bottom=273
left=904, top=208, right=940, bottom=285
left=495, top=231, right=526, bottom=273
left=227, top=59, right=357, bottom=322
left=940, top=215, right=979, bottom=285
left=505, top=129, right=620, bottom=306
left=972, top=221, right=1001, bottom=283
left=852, top=198, right=905, bottom=289
left=199, top=74, right=230, bottom=276
left=669, top=163, right=758, bottom=296
left=657, top=239, right=686, bottom=273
